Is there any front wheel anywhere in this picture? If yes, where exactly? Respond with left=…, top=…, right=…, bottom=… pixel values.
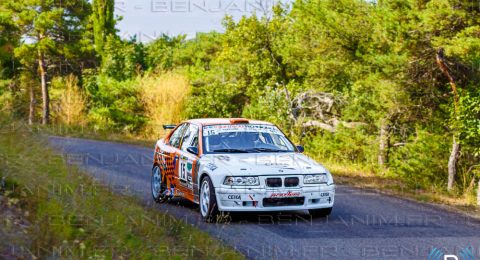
left=199, top=176, right=220, bottom=222
left=151, top=165, right=167, bottom=203
left=309, top=207, right=332, bottom=217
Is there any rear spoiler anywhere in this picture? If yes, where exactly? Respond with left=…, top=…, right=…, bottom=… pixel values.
left=162, top=125, right=176, bottom=130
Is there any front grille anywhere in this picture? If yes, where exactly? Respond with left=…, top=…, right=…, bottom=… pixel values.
left=284, top=177, right=299, bottom=187
left=263, top=197, right=305, bottom=207
left=266, top=178, right=282, bottom=187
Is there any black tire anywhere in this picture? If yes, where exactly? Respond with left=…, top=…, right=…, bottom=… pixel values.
left=151, top=165, right=167, bottom=203
left=199, top=176, right=220, bottom=223
left=309, top=207, right=333, bottom=217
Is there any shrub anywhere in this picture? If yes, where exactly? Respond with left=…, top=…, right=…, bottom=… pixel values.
left=138, top=72, right=190, bottom=138
left=304, top=126, right=377, bottom=169
left=50, top=75, right=86, bottom=126
left=242, top=86, right=291, bottom=128
left=86, top=75, right=146, bottom=132
left=389, top=130, right=450, bottom=188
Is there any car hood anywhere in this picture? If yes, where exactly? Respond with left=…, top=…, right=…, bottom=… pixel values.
left=201, top=153, right=328, bottom=176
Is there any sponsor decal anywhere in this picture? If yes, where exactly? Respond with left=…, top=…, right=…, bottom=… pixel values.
left=203, top=124, right=282, bottom=136
left=179, top=157, right=190, bottom=183
left=206, top=163, right=218, bottom=171
left=227, top=194, right=241, bottom=200
left=270, top=191, right=302, bottom=198
left=320, top=192, right=330, bottom=197
left=216, top=155, right=230, bottom=161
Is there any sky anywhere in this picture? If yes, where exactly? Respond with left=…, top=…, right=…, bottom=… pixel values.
left=114, top=0, right=289, bottom=42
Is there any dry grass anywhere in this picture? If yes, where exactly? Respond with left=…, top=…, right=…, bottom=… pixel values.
left=52, top=74, right=87, bottom=126
left=139, top=72, right=190, bottom=139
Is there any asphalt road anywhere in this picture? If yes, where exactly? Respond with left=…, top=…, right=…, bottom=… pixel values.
left=48, top=136, right=480, bottom=260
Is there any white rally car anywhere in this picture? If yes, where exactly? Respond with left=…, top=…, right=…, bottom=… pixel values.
left=151, top=118, right=335, bottom=222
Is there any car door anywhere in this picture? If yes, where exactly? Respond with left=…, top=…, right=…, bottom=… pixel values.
left=176, top=123, right=200, bottom=203
left=162, top=123, right=188, bottom=196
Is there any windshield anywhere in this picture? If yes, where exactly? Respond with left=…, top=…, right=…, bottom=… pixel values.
left=202, top=124, right=296, bottom=153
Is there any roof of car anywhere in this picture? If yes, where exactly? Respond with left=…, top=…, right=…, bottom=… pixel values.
left=186, top=118, right=274, bottom=126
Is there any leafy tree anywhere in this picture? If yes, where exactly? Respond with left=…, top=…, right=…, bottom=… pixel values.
left=0, top=3, right=19, bottom=116
left=185, top=81, right=244, bottom=118
left=413, top=0, right=480, bottom=190
left=145, top=34, right=185, bottom=72
left=92, top=0, right=116, bottom=56
left=0, top=3, right=18, bottom=80
left=100, top=35, right=145, bottom=81
left=7, top=0, right=92, bottom=124
left=459, top=91, right=480, bottom=156
left=174, top=32, right=222, bottom=71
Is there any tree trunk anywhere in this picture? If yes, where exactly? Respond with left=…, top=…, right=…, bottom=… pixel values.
left=477, top=179, right=480, bottom=207
left=447, top=136, right=460, bottom=191
left=28, top=84, right=35, bottom=125
left=436, top=48, right=462, bottom=192
left=378, top=122, right=389, bottom=167
left=38, top=49, right=49, bottom=125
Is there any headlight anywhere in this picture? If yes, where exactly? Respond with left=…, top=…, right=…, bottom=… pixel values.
left=304, top=174, right=328, bottom=184
left=224, top=176, right=260, bottom=186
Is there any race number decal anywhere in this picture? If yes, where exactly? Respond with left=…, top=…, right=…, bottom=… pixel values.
left=179, top=157, right=193, bottom=187
left=180, top=159, right=187, bottom=182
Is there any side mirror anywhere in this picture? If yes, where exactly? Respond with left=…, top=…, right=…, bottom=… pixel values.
left=187, top=146, right=199, bottom=155
left=296, top=145, right=305, bottom=153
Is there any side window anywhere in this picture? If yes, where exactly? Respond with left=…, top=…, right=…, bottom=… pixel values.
left=271, top=134, right=289, bottom=148
left=181, top=124, right=199, bottom=151
left=168, top=124, right=187, bottom=148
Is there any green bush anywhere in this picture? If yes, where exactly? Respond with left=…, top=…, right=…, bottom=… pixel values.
left=389, top=130, right=450, bottom=188
left=185, top=81, right=245, bottom=118
left=85, top=75, right=146, bottom=132
left=304, top=126, right=377, bottom=168
left=101, top=36, right=145, bottom=81
left=242, top=87, right=291, bottom=127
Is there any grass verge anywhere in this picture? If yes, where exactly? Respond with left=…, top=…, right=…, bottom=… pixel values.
left=0, top=121, right=242, bottom=259
left=322, top=161, right=480, bottom=219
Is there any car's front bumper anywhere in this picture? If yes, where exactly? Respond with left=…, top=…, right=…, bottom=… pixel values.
left=216, top=184, right=335, bottom=212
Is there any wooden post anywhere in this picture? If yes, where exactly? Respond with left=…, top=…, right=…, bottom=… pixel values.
left=378, top=121, right=388, bottom=167
left=447, top=136, right=460, bottom=191
left=477, top=179, right=480, bottom=207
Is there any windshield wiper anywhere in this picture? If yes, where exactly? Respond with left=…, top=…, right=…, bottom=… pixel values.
left=247, top=148, right=287, bottom=153
left=212, top=148, right=250, bottom=153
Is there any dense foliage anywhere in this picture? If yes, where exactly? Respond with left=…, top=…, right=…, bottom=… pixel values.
left=1, top=0, right=479, bottom=197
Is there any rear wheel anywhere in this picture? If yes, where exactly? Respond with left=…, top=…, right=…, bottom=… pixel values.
left=199, top=176, right=220, bottom=222
left=309, top=207, right=332, bottom=217
left=151, top=165, right=167, bottom=203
